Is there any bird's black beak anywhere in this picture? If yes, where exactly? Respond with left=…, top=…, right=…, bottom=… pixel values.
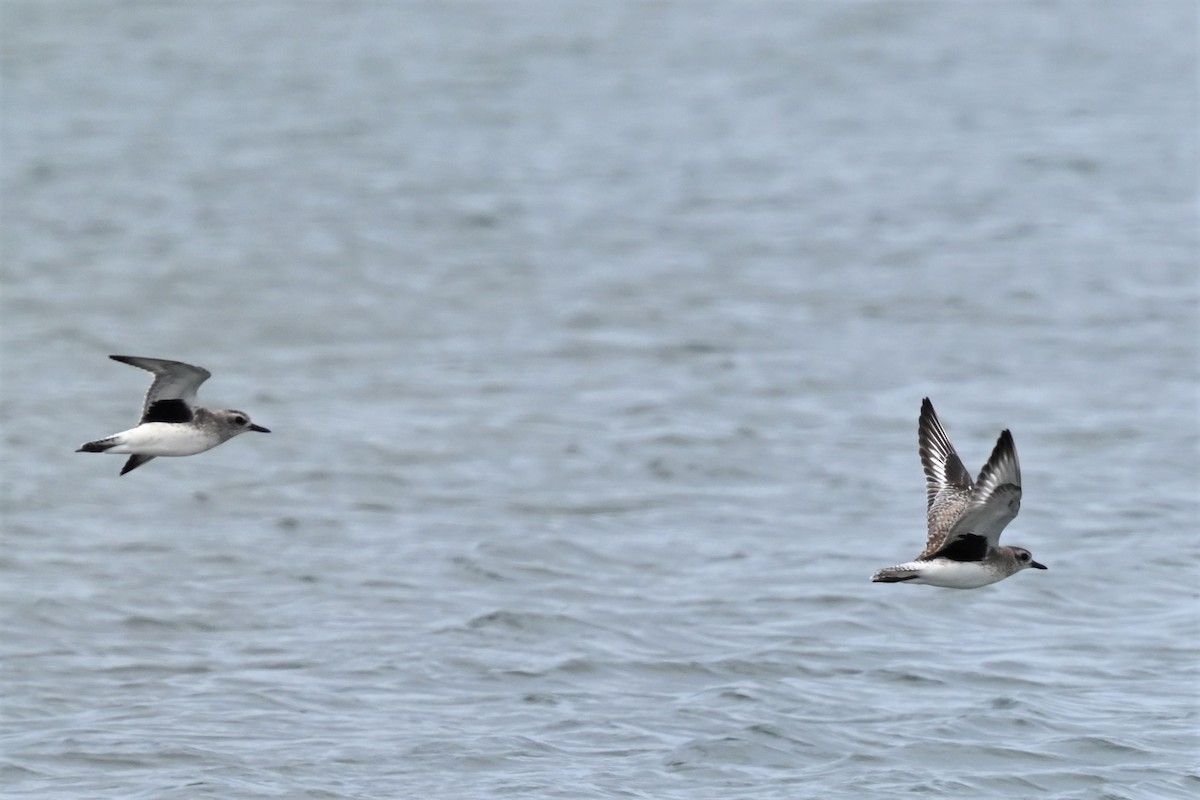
left=250, top=424, right=271, bottom=433
left=1031, top=560, right=1047, bottom=570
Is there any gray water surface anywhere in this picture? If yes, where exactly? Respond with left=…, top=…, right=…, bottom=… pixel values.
left=2, top=2, right=1197, bottom=798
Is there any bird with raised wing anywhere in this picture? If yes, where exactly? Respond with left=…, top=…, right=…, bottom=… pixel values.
left=77, top=355, right=270, bottom=475
left=871, top=398, right=1045, bottom=589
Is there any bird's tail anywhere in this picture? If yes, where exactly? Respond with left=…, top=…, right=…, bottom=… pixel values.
left=76, top=437, right=118, bottom=453
left=871, top=564, right=921, bottom=583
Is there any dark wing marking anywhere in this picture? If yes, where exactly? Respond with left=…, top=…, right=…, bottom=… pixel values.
left=141, top=398, right=194, bottom=424
left=120, top=454, right=156, bottom=475
left=925, top=532, right=989, bottom=563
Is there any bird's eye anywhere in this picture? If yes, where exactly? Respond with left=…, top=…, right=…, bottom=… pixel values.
left=233, top=415, right=247, bottom=425
left=1019, top=552, right=1030, bottom=562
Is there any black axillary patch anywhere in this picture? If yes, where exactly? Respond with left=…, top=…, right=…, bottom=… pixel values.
left=142, top=398, right=193, bottom=424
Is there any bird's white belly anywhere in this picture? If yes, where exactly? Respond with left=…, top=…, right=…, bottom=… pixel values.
left=109, top=423, right=216, bottom=456
left=907, top=559, right=1004, bottom=589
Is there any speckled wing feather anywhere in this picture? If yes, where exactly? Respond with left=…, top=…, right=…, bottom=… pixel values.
left=109, top=355, right=211, bottom=423
left=917, top=398, right=975, bottom=558
left=918, top=398, right=973, bottom=509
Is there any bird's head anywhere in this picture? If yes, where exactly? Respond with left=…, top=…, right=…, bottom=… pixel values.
left=1011, top=546, right=1047, bottom=572
left=217, top=409, right=271, bottom=435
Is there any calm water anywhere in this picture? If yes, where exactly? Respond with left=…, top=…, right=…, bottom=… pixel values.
left=2, top=2, right=1197, bottom=798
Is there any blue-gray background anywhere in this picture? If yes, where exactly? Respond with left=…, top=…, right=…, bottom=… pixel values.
left=2, top=2, right=1197, bottom=798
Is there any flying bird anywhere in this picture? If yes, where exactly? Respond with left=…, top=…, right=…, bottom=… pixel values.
left=77, top=355, right=269, bottom=475
left=871, top=398, right=1045, bottom=589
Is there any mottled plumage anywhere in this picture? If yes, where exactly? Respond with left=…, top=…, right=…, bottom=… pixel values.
left=871, top=399, right=1045, bottom=589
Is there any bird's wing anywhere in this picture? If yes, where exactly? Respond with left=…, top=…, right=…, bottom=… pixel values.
left=109, top=355, right=211, bottom=423
left=925, top=428, right=1022, bottom=560
left=918, top=398, right=974, bottom=511
left=916, top=398, right=977, bottom=557
left=120, top=454, right=156, bottom=475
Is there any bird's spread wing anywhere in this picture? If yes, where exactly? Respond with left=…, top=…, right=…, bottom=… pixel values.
left=917, top=398, right=975, bottom=557
left=109, top=355, right=211, bottom=423
left=918, top=398, right=973, bottom=510
left=928, top=428, right=1022, bottom=559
